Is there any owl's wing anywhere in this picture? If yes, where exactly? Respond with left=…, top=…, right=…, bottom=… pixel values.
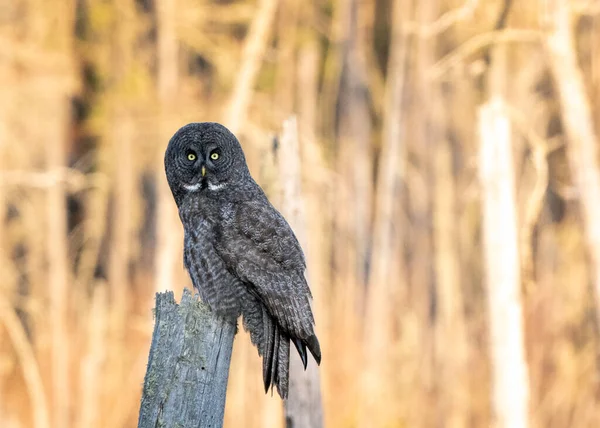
left=217, top=199, right=317, bottom=341
left=235, top=199, right=306, bottom=271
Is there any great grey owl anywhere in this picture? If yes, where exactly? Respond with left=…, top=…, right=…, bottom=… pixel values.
left=164, top=122, right=321, bottom=399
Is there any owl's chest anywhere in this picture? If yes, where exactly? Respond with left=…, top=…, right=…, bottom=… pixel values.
left=181, top=197, right=233, bottom=234
left=182, top=209, right=243, bottom=318
left=181, top=197, right=236, bottom=266
left=182, top=203, right=228, bottom=263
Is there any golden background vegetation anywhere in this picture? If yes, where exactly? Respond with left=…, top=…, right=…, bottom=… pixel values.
left=1, top=0, right=600, bottom=427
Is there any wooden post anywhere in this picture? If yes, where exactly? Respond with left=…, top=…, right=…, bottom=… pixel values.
left=137, top=289, right=236, bottom=428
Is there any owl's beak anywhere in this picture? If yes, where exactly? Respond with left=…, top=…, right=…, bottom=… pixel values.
left=201, top=165, right=206, bottom=177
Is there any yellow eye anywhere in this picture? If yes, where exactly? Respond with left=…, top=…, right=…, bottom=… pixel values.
left=210, top=152, right=220, bottom=161
left=187, top=153, right=196, bottom=161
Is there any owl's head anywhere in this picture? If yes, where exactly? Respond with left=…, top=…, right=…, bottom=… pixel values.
left=164, top=122, right=252, bottom=204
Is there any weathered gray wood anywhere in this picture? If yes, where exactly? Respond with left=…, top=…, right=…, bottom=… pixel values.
left=137, top=289, right=236, bottom=428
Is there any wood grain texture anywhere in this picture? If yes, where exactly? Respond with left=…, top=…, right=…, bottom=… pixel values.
left=137, top=289, right=236, bottom=428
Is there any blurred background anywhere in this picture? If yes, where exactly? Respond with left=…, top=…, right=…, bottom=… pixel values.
left=1, top=0, right=600, bottom=427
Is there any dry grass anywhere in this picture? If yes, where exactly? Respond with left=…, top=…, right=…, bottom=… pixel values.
left=0, top=0, right=600, bottom=427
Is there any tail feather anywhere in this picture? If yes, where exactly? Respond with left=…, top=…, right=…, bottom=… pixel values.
left=262, top=308, right=276, bottom=393
left=275, top=331, right=290, bottom=398
left=270, top=328, right=281, bottom=390
left=305, top=334, right=321, bottom=365
left=292, top=338, right=308, bottom=369
left=261, top=309, right=291, bottom=398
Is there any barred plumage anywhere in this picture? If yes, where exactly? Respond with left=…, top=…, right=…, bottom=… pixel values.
left=164, top=122, right=321, bottom=398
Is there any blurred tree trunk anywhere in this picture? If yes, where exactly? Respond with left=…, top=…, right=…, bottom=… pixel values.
left=46, top=70, right=72, bottom=428
left=334, top=0, right=372, bottom=294
left=44, top=2, right=76, bottom=426
left=478, top=97, right=530, bottom=428
left=277, top=117, right=324, bottom=428
left=109, top=0, right=136, bottom=330
left=103, top=4, right=138, bottom=418
left=274, top=0, right=299, bottom=119
left=76, top=285, right=107, bottom=428
left=109, top=112, right=133, bottom=320
left=330, top=0, right=373, bottom=419
left=448, top=29, right=487, bottom=425
left=155, top=0, right=180, bottom=295
left=360, top=0, right=407, bottom=425
left=428, top=6, right=468, bottom=428
left=46, top=97, right=72, bottom=428
left=479, top=36, right=530, bottom=426
left=225, top=0, right=279, bottom=134
left=408, top=1, right=437, bottom=420
left=544, top=0, right=600, bottom=340
left=433, top=108, right=467, bottom=427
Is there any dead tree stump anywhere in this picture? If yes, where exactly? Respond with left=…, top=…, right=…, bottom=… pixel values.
left=137, top=288, right=236, bottom=428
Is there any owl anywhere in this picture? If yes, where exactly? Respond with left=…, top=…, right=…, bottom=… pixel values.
left=164, top=122, right=321, bottom=399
